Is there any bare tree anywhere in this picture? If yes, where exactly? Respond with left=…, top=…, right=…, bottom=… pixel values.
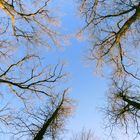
left=79, top=0, right=140, bottom=137
left=0, top=1, right=73, bottom=139
left=8, top=89, right=73, bottom=140
left=0, top=0, right=65, bottom=49
left=79, top=0, right=140, bottom=78
left=0, top=55, right=66, bottom=99
left=105, top=77, right=140, bottom=137
left=70, top=128, right=96, bottom=140
left=0, top=54, right=74, bottom=139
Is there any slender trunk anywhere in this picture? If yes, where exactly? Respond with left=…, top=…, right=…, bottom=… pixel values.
left=33, top=98, right=64, bottom=140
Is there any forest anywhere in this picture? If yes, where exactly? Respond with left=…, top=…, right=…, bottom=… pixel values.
left=0, top=0, right=140, bottom=139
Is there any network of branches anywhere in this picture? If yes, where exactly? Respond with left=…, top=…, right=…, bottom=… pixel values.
left=0, top=0, right=65, bottom=51
left=70, top=128, right=96, bottom=140
left=80, top=0, right=140, bottom=78
left=0, top=0, right=73, bottom=139
left=79, top=0, right=140, bottom=137
left=2, top=0, right=140, bottom=139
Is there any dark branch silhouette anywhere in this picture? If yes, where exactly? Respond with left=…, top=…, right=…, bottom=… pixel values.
left=106, top=77, right=140, bottom=136
left=79, top=1, right=140, bottom=137
left=9, top=89, right=73, bottom=140
left=79, top=0, right=140, bottom=79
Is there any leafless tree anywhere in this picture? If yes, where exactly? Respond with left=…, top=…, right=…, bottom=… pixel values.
left=0, top=55, right=66, bottom=99
left=70, top=128, right=96, bottom=140
left=79, top=0, right=140, bottom=137
left=8, top=89, right=73, bottom=140
left=0, top=54, right=74, bottom=139
left=79, top=0, right=140, bottom=78
left=0, top=0, right=65, bottom=50
left=0, top=1, right=73, bottom=139
left=0, top=54, right=74, bottom=140
left=105, top=77, right=140, bottom=138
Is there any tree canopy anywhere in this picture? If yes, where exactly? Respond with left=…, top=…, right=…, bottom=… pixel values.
left=0, top=0, right=73, bottom=139
left=79, top=0, right=140, bottom=137
left=0, top=0, right=140, bottom=139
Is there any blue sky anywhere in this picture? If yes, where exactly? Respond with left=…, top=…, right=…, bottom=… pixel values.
left=37, top=0, right=109, bottom=139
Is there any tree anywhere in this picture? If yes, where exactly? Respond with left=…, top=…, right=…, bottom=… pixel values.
left=0, top=0, right=65, bottom=49
left=79, top=0, right=140, bottom=78
left=106, top=77, right=140, bottom=137
left=70, top=128, right=96, bottom=140
left=8, top=90, right=73, bottom=140
left=79, top=0, right=140, bottom=137
left=0, top=54, right=73, bottom=139
left=0, top=0, right=73, bottom=139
